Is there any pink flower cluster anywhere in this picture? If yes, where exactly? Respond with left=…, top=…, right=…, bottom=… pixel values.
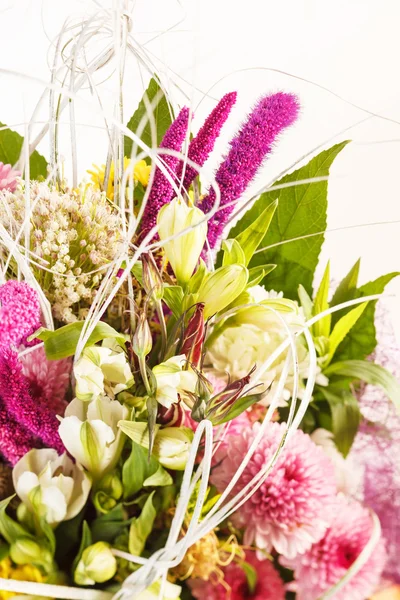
left=188, top=551, right=285, bottom=600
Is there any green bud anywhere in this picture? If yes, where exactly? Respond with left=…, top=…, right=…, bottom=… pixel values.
left=10, top=537, right=53, bottom=573
left=74, top=541, right=117, bottom=586
left=94, top=473, right=123, bottom=513
left=142, top=253, right=164, bottom=301
left=198, top=264, right=248, bottom=319
left=132, top=312, right=153, bottom=358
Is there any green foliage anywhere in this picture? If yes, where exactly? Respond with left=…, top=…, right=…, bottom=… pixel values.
left=333, top=272, right=399, bottom=361
left=319, top=383, right=361, bottom=457
left=234, top=199, right=278, bottom=266
left=122, top=441, right=172, bottom=500
left=72, top=521, right=92, bottom=574
left=124, top=78, right=174, bottom=158
left=330, top=259, right=361, bottom=317
left=312, top=261, right=331, bottom=338
left=128, top=492, right=156, bottom=556
left=33, top=321, right=126, bottom=360
left=0, top=497, right=31, bottom=545
left=91, top=504, right=126, bottom=543
left=221, top=239, right=246, bottom=267
left=229, top=142, right=349, bottom=298
left=0, top=122, right=48, bottom=179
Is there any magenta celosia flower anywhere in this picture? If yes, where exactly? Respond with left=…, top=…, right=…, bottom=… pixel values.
left=0, top=402, right=40, bottom=466
left=284, top=497, right=387, bottom=600
left=188, top=551, right=285, bottom=600
left=0, top=162, right=20, bottom=192
left=0, top=280, right=42, bottom=350
left=21, top=347, right=71, bottom=414
left=139, top=107, right=191, bottom=240
left=211, top=421, right=337, bottom=559
left=0, top=350, right=64, bottom=454
left=201, top=93, right=299, bottom=248
left=177, top=92, right=237, bottom=191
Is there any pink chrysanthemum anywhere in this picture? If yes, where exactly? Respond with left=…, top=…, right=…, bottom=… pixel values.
left=284, top=498, right=387, bottom=600
left=188, top=551, right=285, bottom=600
left=21, top=347, right=71, bottom=414
left=211, top=421, right=337, bottom=559
left=0, top=280, right=42, bottom=350
left=0, top=162, right=20, bottom=192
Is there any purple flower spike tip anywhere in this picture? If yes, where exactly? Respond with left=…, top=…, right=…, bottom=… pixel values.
left=0, top=350, right=64, bottom=455
left=0, top=280, right=42, bottom=350
left=139, top=107, right=191, bottom=240
left=201, top=92, right=300, bottom=248
left=177, top=91, right=237, bottom=191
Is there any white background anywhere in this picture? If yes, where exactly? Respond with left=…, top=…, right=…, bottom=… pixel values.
left=0, top=0, right=399, bottom=339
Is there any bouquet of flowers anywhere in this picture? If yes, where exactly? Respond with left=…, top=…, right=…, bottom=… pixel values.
left=0, top=6, right=399, bottom=600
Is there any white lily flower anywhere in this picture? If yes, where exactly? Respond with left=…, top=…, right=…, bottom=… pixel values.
left=153, top=355, right=197, bottom=409
left=12, top=449, right=91, bottom=526
left=74, top=341, right=134, bottom=401
left=157, top=197, right=207, bottom=284
left=58, top=396, right=129, bottom=479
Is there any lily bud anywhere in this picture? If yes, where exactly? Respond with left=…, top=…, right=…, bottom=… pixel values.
left=181, top=303, right=205, bottom=368
left=157, top=197, right=207, bottom=284
left=205, top=366, right=256, bottom=424
left=142, top=253, right=164, bottom=301
left=132, top=312, right=153, bottom=358
left=197, top=264, right=248, bottom=319
left=74, top=541, right=117, bottom=586
left=10, top=538, right=54, bottom=573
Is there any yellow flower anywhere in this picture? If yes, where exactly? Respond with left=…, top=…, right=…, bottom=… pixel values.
left=88, top=158, right=151, bottom=199
left=0, top=557, right=45, bottom=600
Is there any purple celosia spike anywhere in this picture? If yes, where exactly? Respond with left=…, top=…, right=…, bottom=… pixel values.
left=0, top=402, right=40, bottom=466
left=0, top=281, right=42, bottom=350
left=176, top=92, right=237, bottom=191
left=139, top=107, right=191, bottom=240
left=200, top=92, right=300, bottom=248
left=0, top=350, right=64, bottom=454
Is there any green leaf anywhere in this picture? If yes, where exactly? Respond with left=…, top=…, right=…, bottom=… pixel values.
left=334, top=272, right=400, bottom=361
left=0, top=497, right=31, bottom=545
left=247, top=264, right=276, bottom=287
left=235, top=200, right=278, bottom=266
left=229, top=142, right=349, bottom=298
left=330, top=259, right=361, bottom=315
left=319, top=384, right=361, bottom=456
left=0, top=122, right=48, bottom=179
left=72, top=521, right=92, bottom=574
left=128, top=492, right=156, bottom=556
left=240, top=561, right=258, bottom=595
left=298, top=284, right=313, bottom=321
left=143, top=464, right=173, bottom=488
left=324, top=303, right=368, bottom=366
left=325, top=359, right=400, bottom=412
left=162, top=286, right=184, bottom=319
left=91, top=504, right=126, bottom=543
left=222, top=239, right=246, bottom=267
left=0, top=542, right=9, bottom=562
left=32, top=321, right=126, bottom=360
left=124, top=78, right=174, bottom=158
left=312, top=261, right=331, bottom=338
left=211, top=393, right=263, bottom=425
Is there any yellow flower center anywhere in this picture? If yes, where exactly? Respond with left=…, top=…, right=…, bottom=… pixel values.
left=0, top=557, right=45, bottom=600
left=88, top=158, right=151, bottom=199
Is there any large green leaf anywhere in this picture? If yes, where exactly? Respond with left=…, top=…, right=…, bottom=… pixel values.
left=128, top=492, right=156, bottom=556
left=229, top=142, right=349, bottom=298
left=124, top=78, right=174, bottom=158
left=319, top=384, right=361, bottom=457
left=0, top=122, right=47, bottom=179
left=122, top=441, right=172, bottom=500
left=330, top=258, right=361, bottom=320
left=333, top=272, right=399, bottom=361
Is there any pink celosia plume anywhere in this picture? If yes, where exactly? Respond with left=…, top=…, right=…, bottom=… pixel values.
left=0, top=162, right=20, bottom=192
left=200, top=92, right=300, bottom=248
left=0, top=402, right=40, bottom=466
left=188, top=551, right=285, bottom=600
left=211, top=421, right=337, bottom=559
left=0, top=350, right=64, bottom=454
left=176, top=92, right=237, bottom=191
left=139, top=107, right=191, bottom=240
left=0, top=280, right=42, bottom=350
left=284, top=497, right=386, bottom=600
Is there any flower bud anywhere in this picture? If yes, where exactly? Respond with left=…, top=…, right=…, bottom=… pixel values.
left=157, top=198, right=207, bottom=284
left=197, top=265, right=248, bottom=319
left=10, top=537, right=54, bottom=573
left=136, top=579, right=182, bottom=600
left=181, top=303, right=205, bottom=368
left=132, top=312, right=153, bottom=358
left=74, top=541, right=117, bottom=586
left=142, top=253, right=164, bottom=301
left=94, top=473, right=123, bottom=513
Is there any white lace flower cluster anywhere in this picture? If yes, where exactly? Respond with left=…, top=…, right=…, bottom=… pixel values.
left=0, top=181, right=121, bottom=322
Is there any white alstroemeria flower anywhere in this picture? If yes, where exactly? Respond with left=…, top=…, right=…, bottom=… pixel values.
left=58, top=396, right=129, bottom=479
left=157, top=197, right=207, bottom=284
left=152, top=355, right=197, bottom=409
left=12, top=449, right=91, bottom=526
left=74, top=340, right=134, bottom=401
left=74, top=541, right=117, bottom=585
